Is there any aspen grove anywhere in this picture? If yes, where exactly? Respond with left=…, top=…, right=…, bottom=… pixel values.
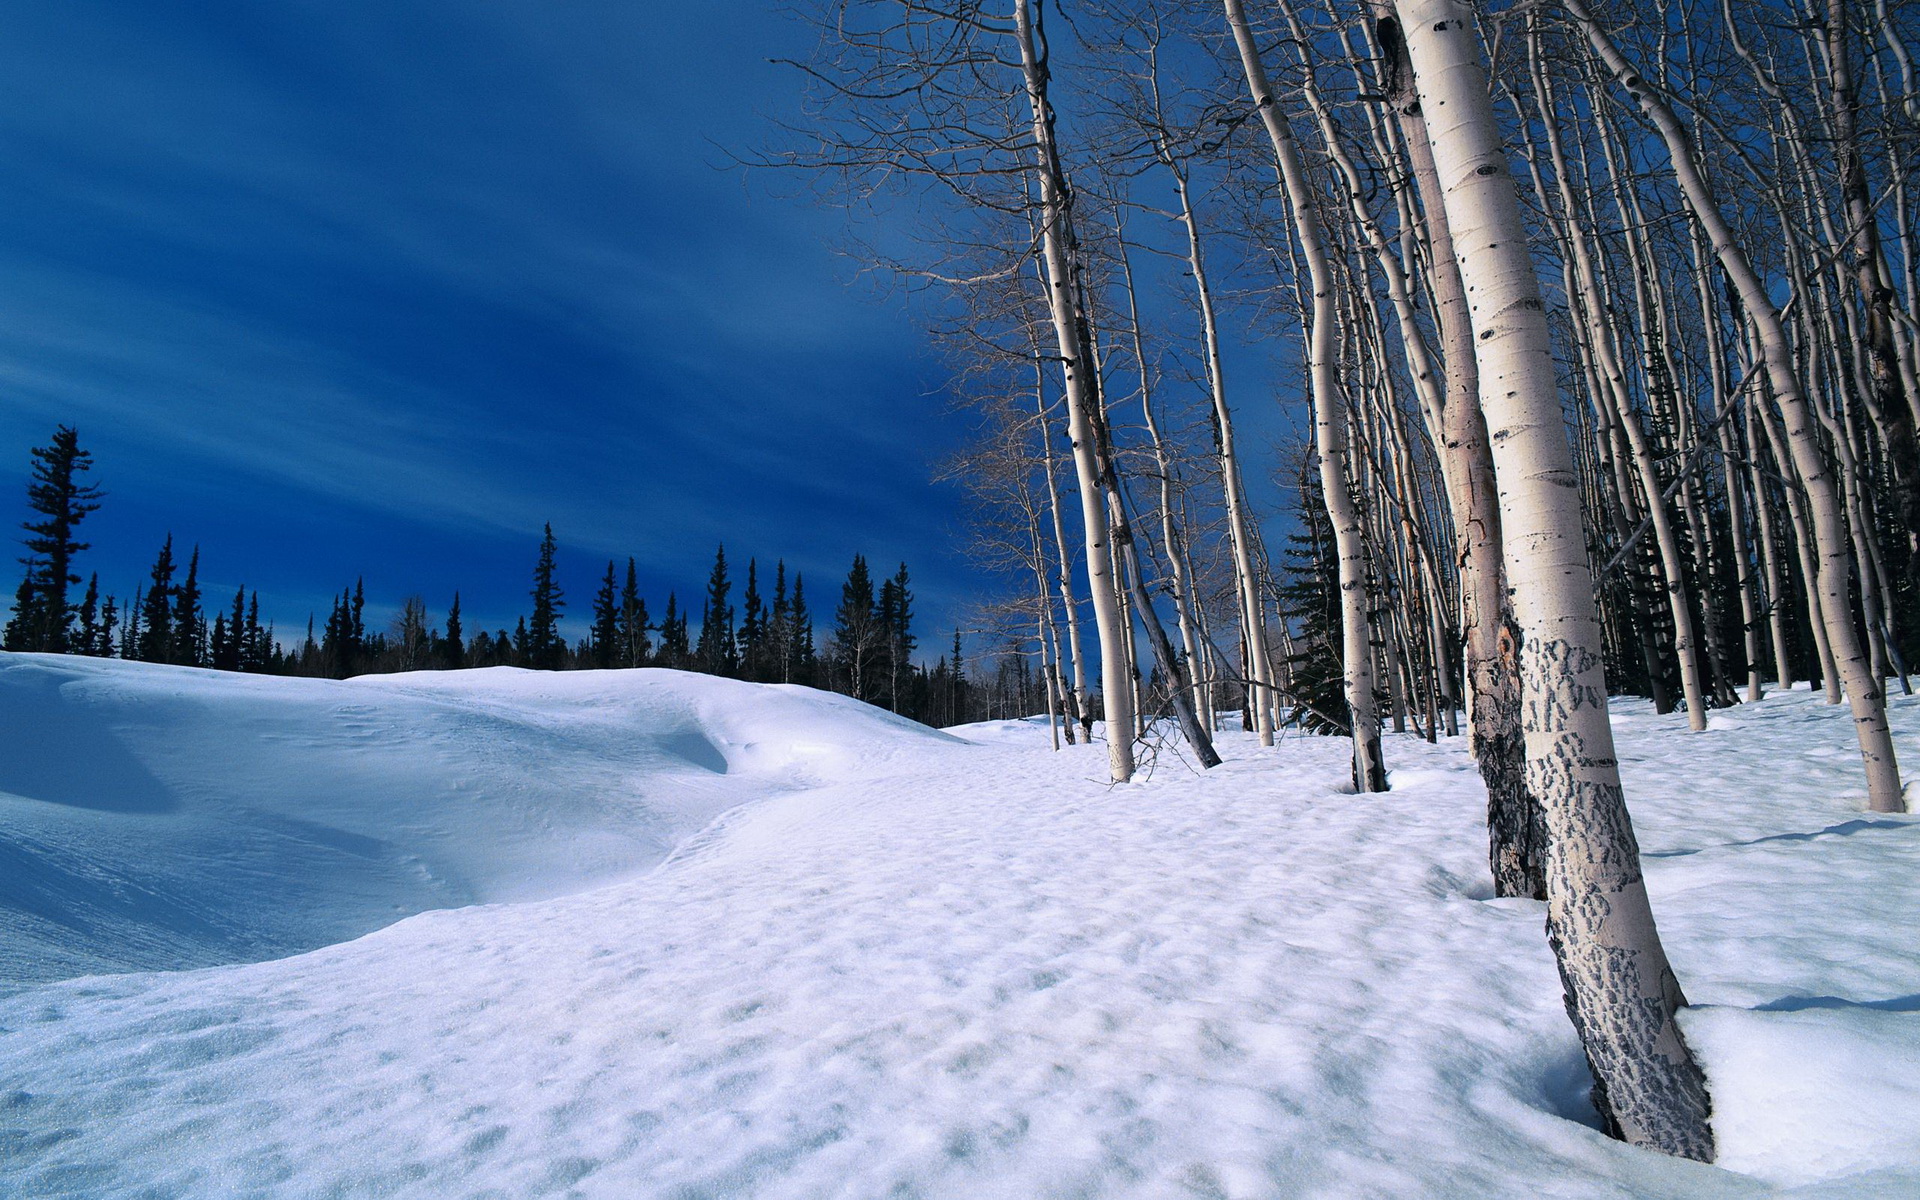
left=787, top=0, right=1920, bottom=1162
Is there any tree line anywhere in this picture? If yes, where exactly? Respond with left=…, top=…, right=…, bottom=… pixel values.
left=1, top=427, right=1012, bottom=728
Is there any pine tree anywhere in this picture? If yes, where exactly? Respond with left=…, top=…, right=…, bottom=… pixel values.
left=788, top=573, right=816, bottom=686
left=951, top=628, right=967, bottom=725
left=512, top=616, right=531, bottom=666
left=738, top=558, right=766, bottom=680
left=3, top=426, right=104, bottom=653
left=770, top=561, right=792, bottom=682
left=243, top=592, right=264, bottom=671
left=619, top=559, right=650, bottom=668
left=831, top=555, right=883, bottom=700
left=527, top=525, right=565, bottom=670
left=169, top=546, right=204, bottom=666
left=591, top=561, right=621, bottom=669
left=443, top=592, right=466, bottom=669
left=97, top=593, right=118, bottom=659
left=136, top=537, right=177, bottom=663
left=75, top=574, right=101, bottom=656
left=879, top=562, right=914, bottom=711
left=1277, top=472, right=1350, bottom=735
left=695, top=545, right=736, bottom=676
left=659, top=592, right=690, bottom=667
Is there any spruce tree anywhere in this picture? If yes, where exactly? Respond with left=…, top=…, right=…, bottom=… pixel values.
left=512, top=616, right=531, bottom=666
left=3, top=426, right=104, bottom=652
left=243, top=592, right=264, bottom=671
left=75, top=574, right=101, bottom=656
left=444, top=592, right=465, bottom=669
left=695, top=545, right=735, bottom=676
left=169, top=546, right=204, bottom=666
left=738, top=558, right=765, bottom=680
left=619, top=559, right=650, bottom=667
left=97, top=593, right=118, bottom=659
left=660, top=592, right=690, bottom=666
left=591, top=561, right=621, bottom=668
left=1277, top=475, right=1350, bottom=735
left=788, top=573, right=816, bottom=686
left=770, top=561, right=791, bottom=682
left=831, top=554, right=879, bottom=700
left=136, top=537, right=177, bottom=663
left=527, top=525, right=565, bottom=669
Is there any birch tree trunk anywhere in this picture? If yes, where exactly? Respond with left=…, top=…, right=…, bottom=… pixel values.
left=1395, top=0, right=1713, bottom=1158
left=1563, top=0, right=1905, bottom=813
left=1375, top=8, right=1542, bottom=895
left=1224, top=0, right=1386, bottom=791
left=1013, top=0, right=1133, bottom=782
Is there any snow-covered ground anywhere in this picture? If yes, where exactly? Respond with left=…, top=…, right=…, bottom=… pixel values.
left=0, top=654, right=1915, bottom=1198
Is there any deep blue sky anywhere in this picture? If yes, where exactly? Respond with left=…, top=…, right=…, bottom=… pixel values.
left=0, top=0, right=980, bottom=645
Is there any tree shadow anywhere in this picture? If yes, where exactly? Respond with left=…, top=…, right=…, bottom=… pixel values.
left=1645, top=818, right=1910, bottom=859
left=1753, top=993, right=1920, bottom=1013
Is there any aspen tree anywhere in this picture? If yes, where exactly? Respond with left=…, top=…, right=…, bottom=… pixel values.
left=1394, top=0, right=1713, bottom=1158
left=1224, top=0, right=1386, bottom=791
left=1373, top=7, right=1541, bottom=893
left=1012, top=0, right=1135, bottom=782
left=1562, top=0, right=1905, bottom=813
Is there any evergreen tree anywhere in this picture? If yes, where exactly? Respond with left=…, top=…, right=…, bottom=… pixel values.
left=443, top=592, right=465, bottom=669
left=210, top=612, right=233, bottom=671
left=350, top=578, right=366, bottom=651
left=831, top=554, right=881, bottom=700
left=3, top=426, right=104, bottom=652
left=321, top=588, right=356, bottom=678
left=591, top=560, right=621, bottom=668
left=695, top=544, right=736, bottom=676
left=877, top=562, right=914, bottom=711
left=136, top=537, right=177, bottom=663
left=659, top=592, right=690, bottom=666
left=1276, top=475, right=1350, bottom=735
left=527, top=525, right=565, bottom=669
left=213, top=587, right=245, bottom=671
left=242, top=592, right=264, bottom=671
left=170, top=546, right=204, bottom=666
left=788, top=573, right=816, bottom=686
left=951, top=629, right=967, bottom=725
left=512, top=616, right=531, bottom=666
left=769, top=561, right=791, bottom=682
left=75, top=573, right=101, bottom=656
left=97, top=593, right=118, bottom=659
left=738, top=558, right=766, bottom=680
left=619, top=559, right=650, bottom=667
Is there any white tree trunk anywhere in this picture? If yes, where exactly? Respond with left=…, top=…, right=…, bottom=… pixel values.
left=1224, top=0, right=1386, bottom=790
left=1012, top=0, right=1132, bottom=782
left=1395, top=0, right=1713, bottom=1158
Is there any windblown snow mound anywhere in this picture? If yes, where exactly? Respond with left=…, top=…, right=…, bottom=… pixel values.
left=0, top=654, right=955, bottom=991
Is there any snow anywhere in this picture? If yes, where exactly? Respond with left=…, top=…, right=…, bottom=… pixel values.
left=1, top=655, right=1916, bottom=1198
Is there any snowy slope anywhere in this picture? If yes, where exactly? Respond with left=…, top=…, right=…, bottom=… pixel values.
left=0, top=654, right=951, bottom=991
left=0, top=658, right=1916, bottom=1198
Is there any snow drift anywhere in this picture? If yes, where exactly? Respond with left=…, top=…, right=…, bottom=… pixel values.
left=0, top=654, right=953, bottom=991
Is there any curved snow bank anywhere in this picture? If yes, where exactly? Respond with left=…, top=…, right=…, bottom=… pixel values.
left=0, top=654, right=955, bottom=991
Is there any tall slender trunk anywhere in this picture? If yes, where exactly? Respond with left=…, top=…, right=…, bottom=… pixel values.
left=1376, top=7, right=1541, bottom=894
left=1225, top=0, right=1386, bottom=791
left=1012, top=0, right=1132, bottom=782
left=1394, top=0, right=1713, bottom=1158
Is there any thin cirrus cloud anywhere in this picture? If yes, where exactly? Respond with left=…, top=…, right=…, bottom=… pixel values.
left=0, top=0, right=977, bottom=638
